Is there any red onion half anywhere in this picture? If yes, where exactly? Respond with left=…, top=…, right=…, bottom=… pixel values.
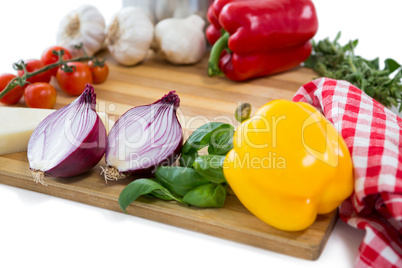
left=102, top=91, right=183, bottom=181
left=28, top=84, right=107, bottom=185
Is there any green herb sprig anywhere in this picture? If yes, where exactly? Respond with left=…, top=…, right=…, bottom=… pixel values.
left=304, top=32, right=402, bottom=111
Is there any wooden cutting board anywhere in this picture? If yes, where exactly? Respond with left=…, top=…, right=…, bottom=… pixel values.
left=0, top=52, right=337, bottom=261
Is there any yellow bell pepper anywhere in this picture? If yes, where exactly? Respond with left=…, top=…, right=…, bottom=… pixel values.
left=223, top=100, right=354, bottom=231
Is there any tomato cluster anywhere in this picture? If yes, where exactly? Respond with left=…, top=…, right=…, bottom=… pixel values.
left=0, top=46, right=109, bottom=109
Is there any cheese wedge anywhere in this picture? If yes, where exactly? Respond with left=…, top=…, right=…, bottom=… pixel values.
left=0, top=107, right=115, bottom=156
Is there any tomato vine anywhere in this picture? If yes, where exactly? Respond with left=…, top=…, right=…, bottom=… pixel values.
left=0, top=44, right=105, bottom=101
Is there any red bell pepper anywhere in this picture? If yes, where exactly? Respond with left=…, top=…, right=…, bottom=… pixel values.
left=206, top=0, right=258, bottom=45
left=207, top=0, right=318, bottom=81
left=218, top=39, right=312, bottom=81
left=205, top=19, right=221, bottom=45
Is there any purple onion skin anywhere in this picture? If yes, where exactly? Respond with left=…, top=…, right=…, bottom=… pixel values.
left=127, top=136, right=183, bottom=177
left=105, top=91, right=183, bottom=180
left=45, top=116, right=107, bottom=178
left=125, top=91, right=182, bottom=176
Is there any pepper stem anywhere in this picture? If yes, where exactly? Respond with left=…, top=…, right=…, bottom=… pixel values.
left=235, top=103, right=252, bottom=123
left=208, top=31, right=230, bottom=77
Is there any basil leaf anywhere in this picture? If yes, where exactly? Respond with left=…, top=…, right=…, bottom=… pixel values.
left=179, top=149, right=199, bottom=167
left=118, top=179, right=185, bottom=213
left=147, top=189, right=175, bottom=201
left=155, top=166, right=209, bottom=197
left=194, top=155, right=225, bottom=169
left=182, top=184, right=227, bottom=208
left=182, top=122, right=234, bottom=154
left=193, top=155, right=226, bottom=184
left=207, top=128, right=234, bottom=155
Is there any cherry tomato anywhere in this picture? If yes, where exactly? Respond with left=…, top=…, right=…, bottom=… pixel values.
left=17, top=59, right=52, bottom=83
left=56, top=62, right=93, bottom=96
left=88, top=60, right=109, bottom=84
left=0, top=74, right=25, bottom=105
left=41, top=46, right=72, bottom=77
left=24, top=82, right=57, bottom=109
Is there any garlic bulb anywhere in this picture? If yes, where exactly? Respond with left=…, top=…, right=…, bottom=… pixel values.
left=105, top=7, right=154, bottom=66
left=56, top=5, right=106, bottom=57
left=154, top=14, right=206, bottom=65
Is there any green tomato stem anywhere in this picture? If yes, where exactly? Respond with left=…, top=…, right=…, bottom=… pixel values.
left=0, top=45, right=100, bottom=101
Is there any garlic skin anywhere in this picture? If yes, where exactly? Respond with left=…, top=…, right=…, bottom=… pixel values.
left=154, top=14, right=206, bottom=65
left=56, top=5, right=106, bottom=57
left=106, top=7, right=154, bottom=66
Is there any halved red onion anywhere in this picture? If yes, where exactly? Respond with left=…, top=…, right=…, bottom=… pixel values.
left=102, top=91, right=183, bottom=181
left=28, top=83, right=107, bottom=185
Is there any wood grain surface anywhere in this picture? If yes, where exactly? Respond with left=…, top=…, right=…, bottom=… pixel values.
left=0, top=51, right=337, bottom=260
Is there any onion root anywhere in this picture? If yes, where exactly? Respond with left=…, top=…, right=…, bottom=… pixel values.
left=101, top=166, right=126, bottom=183
left=31, top=170, right=47, bottom=186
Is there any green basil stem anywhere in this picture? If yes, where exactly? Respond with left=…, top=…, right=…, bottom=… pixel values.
left=208, top=31, right=230, bottom=77
left=0, top=51, right=100, bottom=101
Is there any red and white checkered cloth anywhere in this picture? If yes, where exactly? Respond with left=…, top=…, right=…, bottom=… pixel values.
left=293, top=77, right=402, bottom=268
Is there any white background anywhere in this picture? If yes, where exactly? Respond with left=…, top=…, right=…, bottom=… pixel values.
left=0, top=1, right=401, bottom=267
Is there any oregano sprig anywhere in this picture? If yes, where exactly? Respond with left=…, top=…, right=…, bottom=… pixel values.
left=304, top=32, right=402, bottom=111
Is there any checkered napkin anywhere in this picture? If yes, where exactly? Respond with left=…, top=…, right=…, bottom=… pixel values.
left=293, top=77, right=402, bottom=268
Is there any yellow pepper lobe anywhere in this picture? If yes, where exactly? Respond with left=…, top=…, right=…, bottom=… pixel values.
left=223, top=100, right=354, bottom=231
